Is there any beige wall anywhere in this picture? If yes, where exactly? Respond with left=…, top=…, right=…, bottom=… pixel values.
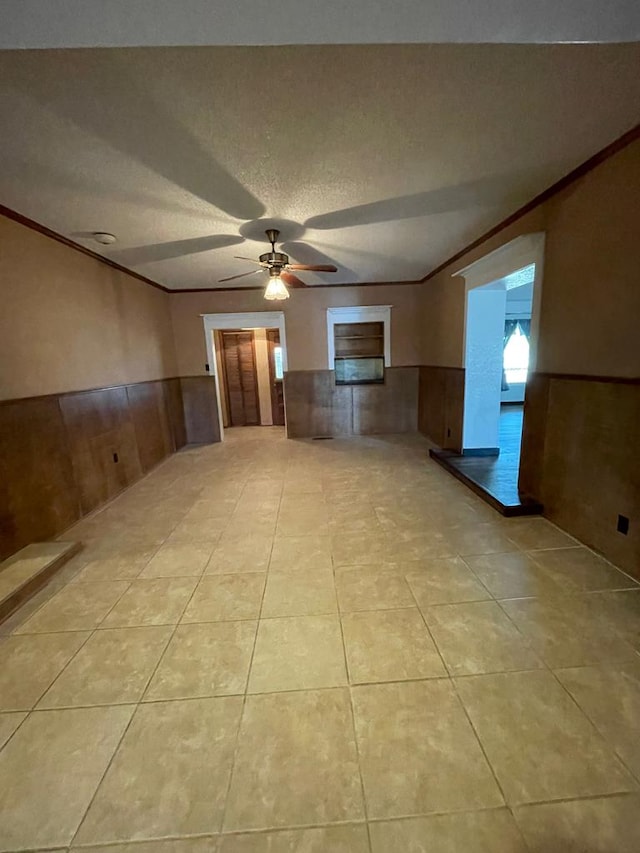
left=416, top=140, right=640, bottom=377
left=419, top=274, right=467, bottom=368
left=418, top=208, right=546, bottom=370
left=538, top=142, right=640, bottom=377
left=170, top=283, right=423, bottom=375
left=0, top=216, right=178, bottom=400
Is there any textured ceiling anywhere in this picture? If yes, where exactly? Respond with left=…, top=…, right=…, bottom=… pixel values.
left=3, top=0, right=640, bottom=47
left=0, top=44, right=639, bottom=290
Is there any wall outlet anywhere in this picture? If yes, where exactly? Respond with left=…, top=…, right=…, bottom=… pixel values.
left=617, top=514, right=629, bottom=535
left=113, top=452, right=119, bottom=463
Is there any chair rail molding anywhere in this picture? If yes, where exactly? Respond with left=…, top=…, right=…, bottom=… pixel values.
left=326, top=305, right=392, bottom=368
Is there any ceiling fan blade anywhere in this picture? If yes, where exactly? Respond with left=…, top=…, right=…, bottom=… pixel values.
left=110, top=234, right=244, bottom=266
left=304, top=177, right=516, bottom=230
left=218, top=269, right=263, bottom=283
left=280, top=241, right=342, bottom=276
left=288, top=263, right=337, bottom=272
left=281, top=272, right=308, bottom=289
left=234, top=256, right=263, bottom=264
left=10, top=60, right=265, bottom=221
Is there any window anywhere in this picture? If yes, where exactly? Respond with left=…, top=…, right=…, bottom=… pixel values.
left=503, top=324, right=530, bottom=384
left=273, top=345, right=284, bottom=380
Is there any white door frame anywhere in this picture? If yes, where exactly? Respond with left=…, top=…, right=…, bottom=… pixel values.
left=455, top=232, right=546, bottom=372
left=201, top=311, right=288, bottom=440
left=453, top=232, right=546, bottom=452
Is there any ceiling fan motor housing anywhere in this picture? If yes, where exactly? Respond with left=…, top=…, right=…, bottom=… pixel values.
left=259, top=250, right=289, bottom=269
left=218, top=226, right=336, bottom=285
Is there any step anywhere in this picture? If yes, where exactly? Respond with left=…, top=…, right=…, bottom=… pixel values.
left=429, top=448, right=543, bottom=517
left=0, top=541, right=81, bottom=625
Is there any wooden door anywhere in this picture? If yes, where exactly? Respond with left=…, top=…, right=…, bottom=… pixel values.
left=267, top=329, right=285, bottom=426
left=221, top=331, right=260, bottom=426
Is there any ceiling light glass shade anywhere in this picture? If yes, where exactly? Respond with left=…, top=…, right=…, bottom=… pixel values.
left=264, top=276, right=290, bottom=300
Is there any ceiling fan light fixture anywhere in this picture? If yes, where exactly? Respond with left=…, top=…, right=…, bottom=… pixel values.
left=221, top=229, right=338, bottom=290
left=264, top=275, right=290, bottom=301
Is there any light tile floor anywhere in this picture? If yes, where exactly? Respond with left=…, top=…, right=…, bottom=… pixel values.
left=1, top=427, right=640, bottom=852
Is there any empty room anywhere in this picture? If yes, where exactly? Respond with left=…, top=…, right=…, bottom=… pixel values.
left=1, top=3, right=639, bottom=851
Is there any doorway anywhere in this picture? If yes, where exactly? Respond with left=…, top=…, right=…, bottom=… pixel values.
left=218, top=328, right=285, bottom=428
left=430, top=234, right=545, bottom=513
left=220, top=331, right=260, bottom=426
left=458, top=266, right=537, bottom=508
left=202, top=311, right=288, bottom=440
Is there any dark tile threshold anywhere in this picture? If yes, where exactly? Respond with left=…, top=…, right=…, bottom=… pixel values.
left=429, top=448, right=543, bottom=517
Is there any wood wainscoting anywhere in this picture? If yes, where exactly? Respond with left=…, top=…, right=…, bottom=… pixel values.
left=179, top=376, right=221, bottom=445
left=0, top=376, right=219, bottom=561
left=418, top=366, right=465, bottom=451
left=283, top=367, right=419, bottom=438
left=519, top=372, right=640, bottom=577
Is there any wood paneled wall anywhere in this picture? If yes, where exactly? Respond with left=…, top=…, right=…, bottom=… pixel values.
left=417, top=366, right=465, bottom=451
left=0, top=376, right=219, bottom=561
left=519, top=373, right=640, bottom=576
left=0, top=396, right=79, bottom=561
left=180, top=377, right=221, bottom=444
left=518, top=372, right=550, bottom=500
left=284, top=367, right=419, bottom=438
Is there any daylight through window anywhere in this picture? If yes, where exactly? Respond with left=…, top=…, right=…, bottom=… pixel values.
left=503, top=325, right=530, bottom=384
left=273, top=345, right=284, bottom=380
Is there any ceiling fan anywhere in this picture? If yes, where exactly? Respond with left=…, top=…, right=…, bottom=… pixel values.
left=219, top=229, right=338, bottom=299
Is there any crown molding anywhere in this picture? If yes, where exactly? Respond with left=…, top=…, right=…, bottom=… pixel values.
left=2, top=121, right=638, bottom=297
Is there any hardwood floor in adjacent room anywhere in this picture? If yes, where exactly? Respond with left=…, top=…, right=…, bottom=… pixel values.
left=1, top=427, right=639, bottom=851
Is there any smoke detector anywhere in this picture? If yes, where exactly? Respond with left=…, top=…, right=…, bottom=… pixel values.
left=92, top=232, right=117, bottom=245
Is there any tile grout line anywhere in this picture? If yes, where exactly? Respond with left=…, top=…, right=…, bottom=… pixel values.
left=543, top=660, right=640, bottom=790
left=405, top=551, right=515, bottom=816
left=0, top=707, right=33, bottom=759
left=448, top=672, right=512, bottom=810
left=7, top=518, right=176, bottom=635
left=216, top=485, right=279, bottom=836
left=4, top=432, right=640, bottom=849
left=338, top=603, right=374, bottom=852
left=66, top=698, right=139, bottom=849
left=493, top=591, right=635, bottom=672
left=6, top=572, right=146, bottom=727
left=457, top=552, right=504, bottom=600
left=28, top=628, right=97, bottom=712
left=491, top=592, right=640, bottom=790
left=67, top=555, right=206, bottom=849
left=396, top=561, right=532, bottom=842
left=406, top=567, right=453, bottom=679
left=60, top=795, right=640, bottom=849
